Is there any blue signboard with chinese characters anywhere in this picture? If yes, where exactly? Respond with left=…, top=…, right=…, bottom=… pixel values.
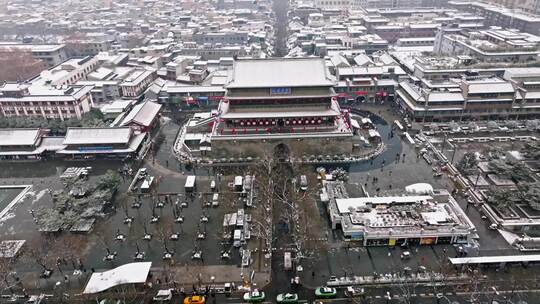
left=270, top=87, right=291, bottom=95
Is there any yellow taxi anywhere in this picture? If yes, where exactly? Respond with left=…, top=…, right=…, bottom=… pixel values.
left=183, top=295, right=206, bottom=304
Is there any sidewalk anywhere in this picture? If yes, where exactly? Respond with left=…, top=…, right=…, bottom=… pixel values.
left=151, top=265, right=271, bottom=288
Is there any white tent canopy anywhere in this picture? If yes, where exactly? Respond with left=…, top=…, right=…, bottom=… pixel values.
left=83, top=262, right=152, bottom=294
left=405, top=183, right=434, bottom=195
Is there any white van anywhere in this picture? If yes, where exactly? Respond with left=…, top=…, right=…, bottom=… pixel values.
left=212, top=193, right=219, bottom=207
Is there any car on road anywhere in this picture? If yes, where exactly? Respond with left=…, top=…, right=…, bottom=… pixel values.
left=401, top=251, right=411, bottom=259
left=315, top=287, right=337, bottom=298
left=183, top=295, right=205, bottom=304
left=345, top=286, right=365, bottom=297
left=153, top=289, right=173, bottom=301
left=243, top=289, right=265, bottom=302
left=276, top=293, right=299, bottom=303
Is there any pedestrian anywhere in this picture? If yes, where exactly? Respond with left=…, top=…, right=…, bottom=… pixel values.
left=91, top=267, right=95, bottom=273
left=312, top=271, right=315, bottom=277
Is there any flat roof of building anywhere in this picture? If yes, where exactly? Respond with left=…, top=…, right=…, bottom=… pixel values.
left=449, top=255, right=540, bottom=265
left=0, top=43, right=65, bottom=52
left=63, top=127, right=132, bottom=145
left=335, top=195, right=433, bottom=214
left=0, top=129, right=41, bottom=147
left=226, top=58, right=335, bottom=89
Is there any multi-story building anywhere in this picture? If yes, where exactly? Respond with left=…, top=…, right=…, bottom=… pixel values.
left=449, top=1, right=540, bottom=35
left=0, top=43, right=67, bottom=67
left=466, top=0, right=540, bottom=16
left=395, top=75, right=540, bottom=122
left=32, top=56, right=99, bottom=87
left=374, top=23, right=440, bottom=43
left=0, top=83, right=94, bottom=120
left=179, top=58, right=355, bottom=159
left=434, top=27, right=540, bottom=63
left=119, top=69, right=157, bottom=99
left=334, top=65, right=406, bottom=102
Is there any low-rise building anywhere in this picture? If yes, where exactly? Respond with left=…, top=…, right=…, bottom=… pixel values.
left=0, top=128, right=63, bottom=160
left=323, top=181, right=475, bottom=245
left=58, top=127, right=148, bottom=159
left=114, top=100, right=162, bottom=133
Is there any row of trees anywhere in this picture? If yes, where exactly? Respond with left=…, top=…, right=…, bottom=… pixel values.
left=0, top=109, right=106, bottom=135
left=487, top=183, right=540, bottom=211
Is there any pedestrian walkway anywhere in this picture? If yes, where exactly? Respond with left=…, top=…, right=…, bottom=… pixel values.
left=151, top=265, right=271, bottom=288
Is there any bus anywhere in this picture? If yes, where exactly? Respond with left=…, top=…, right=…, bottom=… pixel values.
left=234, top=176, right=243, bottom=191
left=243, top=175, right=252, bottom=192
left=284, top=252, right=292, bottom=270
left=140, top=176, right=154, bottom=193
left=185, top=175, right=196, bottom=192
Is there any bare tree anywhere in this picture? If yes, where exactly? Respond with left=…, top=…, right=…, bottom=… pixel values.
left=24, top=235, right=58, bottom=278
left=0, top=48, right=46, bottom=81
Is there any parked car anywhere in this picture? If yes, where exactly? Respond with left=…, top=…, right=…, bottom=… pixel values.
left=345, top=286, right=365, bottom=297
left=276, top=293, right=299, bottom=303
left=153, top=289, right=173, bottom=302
left=243, top=289, right=265, bottom=302
left=401, top=251, right=411, bottom=259
left=315, top=287, right=337, bottom=299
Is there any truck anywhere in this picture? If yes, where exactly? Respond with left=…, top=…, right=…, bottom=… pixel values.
left=185, top=175, right=196, bottom=192
left=233, top=229, right=243, bottom=247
